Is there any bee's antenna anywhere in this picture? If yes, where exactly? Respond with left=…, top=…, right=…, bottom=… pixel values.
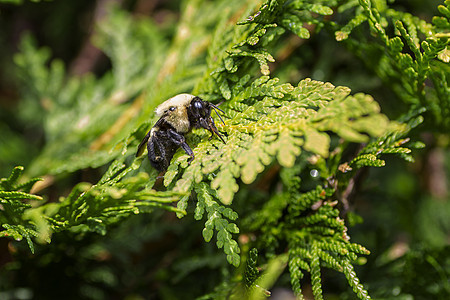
left=211, top=103, right=225, bottom=113
left=211, top=104, right=225, bottom=125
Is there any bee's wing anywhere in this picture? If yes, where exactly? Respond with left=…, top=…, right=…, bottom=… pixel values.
left=136, top=130, right=151, bottom=157
left=136, top=118, right=165, bottom=157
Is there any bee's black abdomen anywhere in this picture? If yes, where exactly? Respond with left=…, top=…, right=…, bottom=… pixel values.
left=147, top=130, right=178, bottom=172
left=147, top=134, right=164, bottom=172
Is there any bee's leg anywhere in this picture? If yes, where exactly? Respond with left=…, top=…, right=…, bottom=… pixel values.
left=182, top=143, right=195, bottom=164
left=168, top=129, right=195, bottom=164
left=208, top=118, right=226, bottom=143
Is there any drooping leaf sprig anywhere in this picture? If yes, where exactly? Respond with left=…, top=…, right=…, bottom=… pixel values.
left=0, top=166, right=43, bottom=253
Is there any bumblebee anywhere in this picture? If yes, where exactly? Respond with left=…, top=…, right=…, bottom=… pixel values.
left=136, top=94, right=226, bottom=172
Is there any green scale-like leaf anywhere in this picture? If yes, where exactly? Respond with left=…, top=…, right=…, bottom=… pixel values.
left=336, top=0, right=450, bottom=130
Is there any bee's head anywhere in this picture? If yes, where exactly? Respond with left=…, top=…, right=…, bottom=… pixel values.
left=189, top=97, right=226, bottom=143
left=190, top=97, right=212, bottom=129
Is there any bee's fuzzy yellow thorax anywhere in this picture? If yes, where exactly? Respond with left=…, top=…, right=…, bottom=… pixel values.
left=166, top=107, right=190, bottom=133
left=155, top=94, right=194, bottom=133
left=155, top=94, right=195, bottom=117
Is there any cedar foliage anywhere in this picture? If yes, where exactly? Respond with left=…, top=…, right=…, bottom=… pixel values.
left=0, top=0, right=449, bottom=299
